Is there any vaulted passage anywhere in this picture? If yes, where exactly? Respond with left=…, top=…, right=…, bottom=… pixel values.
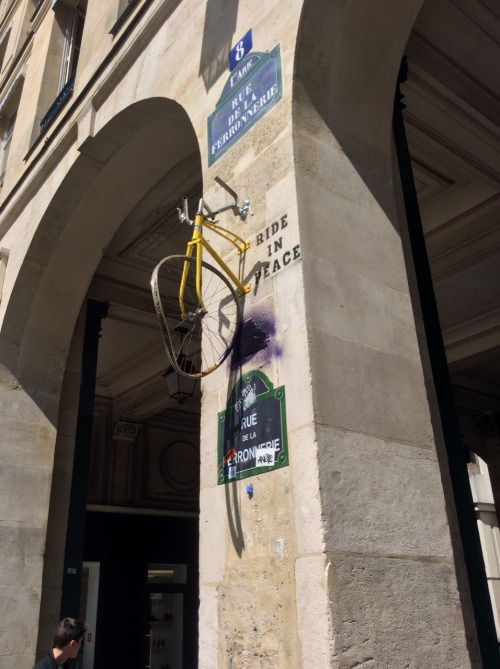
left=400, top=0, right=500, bottom=655
left=29, top=98, right=204, bottom=668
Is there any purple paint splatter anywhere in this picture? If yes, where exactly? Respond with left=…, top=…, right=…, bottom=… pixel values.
left=231, top=311, right=281, bottom=367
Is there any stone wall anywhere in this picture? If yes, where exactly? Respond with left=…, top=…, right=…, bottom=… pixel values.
left=0, top=0, right=484, bottom=667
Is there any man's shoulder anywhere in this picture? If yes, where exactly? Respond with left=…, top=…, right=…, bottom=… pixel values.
left=33, top=650, right=58, bottom=669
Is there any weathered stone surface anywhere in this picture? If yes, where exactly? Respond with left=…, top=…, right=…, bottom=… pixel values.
left=0, top=462, right=51, bottom=529
left=309, top=329, right=434, bottom=447
left=198, top=585, right=219, bottom=669
left=0, top=421, right=54, bottom=466
left=274, top=328, right=313, bottom=431
left=0, top=527, right=45, bottom=587
left=327, top=553, right=470, bottom=668
left=296, top=167, right=408, bottom=294
left=317, top=426, right=454, bottom=558
left=306, top=254, right=396, bottom=353
left=386, top=286, right=421, bottom=363
left=199, top=486, right=227, bottom=584
left=0, top=585, right=40, bottom=657
left=208, top=466, right=299, bottom=667
left=289, top=423, right=324, bottom=555
left=295, top=555, right=332, bottom=668
left=218, top=553, right=299, bottom=668
left=0, top=0, right=487, bottom=667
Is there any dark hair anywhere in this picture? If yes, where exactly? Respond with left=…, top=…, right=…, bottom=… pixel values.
left=53, top=618, right=88, bottom=649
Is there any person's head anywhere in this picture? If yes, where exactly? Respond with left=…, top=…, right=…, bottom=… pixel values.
left=53, top=617, right=88, bottom=652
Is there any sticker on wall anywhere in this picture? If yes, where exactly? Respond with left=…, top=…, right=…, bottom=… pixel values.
left=217, top=370, right=288, bottom=484
left=208, top=45, right=283, bottom=165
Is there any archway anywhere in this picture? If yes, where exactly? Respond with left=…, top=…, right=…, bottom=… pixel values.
left=78, top=150, right=202, bottom=669
left=292, top=0, right=496, bottom=665
left=0, top=96, right=202, bottom=666
left=400, top=0, right=500, bottom=656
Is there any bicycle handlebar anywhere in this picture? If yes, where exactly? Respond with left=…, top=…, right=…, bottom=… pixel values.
left=177, top=177, right=251, bottom=226
left=179, top=196, right=190, bottom=224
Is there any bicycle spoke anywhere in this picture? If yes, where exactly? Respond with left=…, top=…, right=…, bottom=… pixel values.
left=151, top=255, right=241, bottom=377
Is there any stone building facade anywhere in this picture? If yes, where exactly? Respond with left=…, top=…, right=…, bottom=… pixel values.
left=0, top=0, right=499, bottom=667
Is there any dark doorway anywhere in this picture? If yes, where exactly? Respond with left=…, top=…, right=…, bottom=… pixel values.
left=83, top=512, right=198, bottom=669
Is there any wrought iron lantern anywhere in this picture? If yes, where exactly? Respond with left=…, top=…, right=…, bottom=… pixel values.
left=163, top=328, right=198, bottom=404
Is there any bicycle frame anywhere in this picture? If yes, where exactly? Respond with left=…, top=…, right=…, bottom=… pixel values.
left=179, top=197, right=251, bottom=318
left=151, top=177, right=251, bottom=378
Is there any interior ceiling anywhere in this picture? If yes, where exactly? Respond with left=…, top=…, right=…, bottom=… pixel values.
left=88, top=163, right=203, bottom=422
left=89, top=0, right=500, bottom=426
left=404, top=0, right=500, bottom=411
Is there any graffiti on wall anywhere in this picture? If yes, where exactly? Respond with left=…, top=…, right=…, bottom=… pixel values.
left=254, top=213, right=301, bottom=287
left=230, top=209, right=300, bottom=367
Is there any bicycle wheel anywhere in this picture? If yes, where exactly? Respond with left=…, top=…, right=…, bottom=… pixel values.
left=151, top=254, right=242, bottom=378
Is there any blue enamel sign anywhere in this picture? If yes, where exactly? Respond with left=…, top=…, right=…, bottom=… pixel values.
left=229, top=30, right=253, bottom=71
left=208, top=45, right=282, bottom=165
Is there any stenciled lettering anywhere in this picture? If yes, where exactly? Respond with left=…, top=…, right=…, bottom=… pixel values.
left=254, top=213, right=301, bottom=286
left=255, top=214, right=288, bottom=245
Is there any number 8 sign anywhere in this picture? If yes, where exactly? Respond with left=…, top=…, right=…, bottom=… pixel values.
left=229, top=30, right=253, bottom=71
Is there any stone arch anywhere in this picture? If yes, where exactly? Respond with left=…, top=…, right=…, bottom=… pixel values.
left=293, top=0, right=424, bottom=214
left=2, top=97, right=200, bottom=411
left=0, top=95, right=201, bottom=662
left=289, top=1, right=487, bottom=666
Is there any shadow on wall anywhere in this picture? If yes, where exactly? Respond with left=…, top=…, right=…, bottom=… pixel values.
left=293, top=0, right=424, bottom=223
left=199, top=0, right=239, bottom=91
left=223, top=359, right=246, bottom=557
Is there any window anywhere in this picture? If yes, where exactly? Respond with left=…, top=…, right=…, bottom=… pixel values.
left=59, top=4, right=85, bottom=92
left=0, top=247, right=9, bottom=304
left=0, top=64, right=24, bottom=181
left=39, top=0, right=86, bottom=131
left=0, top=1, right=15, bottom=26
left=110, top=0, right=141, bottom=35
left=0, top=21, right=11, bottom=73
left=1, top=106, right=16, bottom=175
left=0, top=247, right=9, bottom=302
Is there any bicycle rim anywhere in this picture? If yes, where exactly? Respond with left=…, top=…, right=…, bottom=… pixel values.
left=151, top=255, right=242, bottom=378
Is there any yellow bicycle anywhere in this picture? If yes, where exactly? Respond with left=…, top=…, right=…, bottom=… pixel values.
left=151, top=177, right=251, bottom=378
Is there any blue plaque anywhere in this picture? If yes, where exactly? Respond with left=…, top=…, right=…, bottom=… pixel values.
left=208, top=45, right=282, bottom=165
left=229, top=29, right=253, bottom=71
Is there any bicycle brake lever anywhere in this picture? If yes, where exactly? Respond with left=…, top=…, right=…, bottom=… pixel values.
left=177, top=197, right=193, bottom=225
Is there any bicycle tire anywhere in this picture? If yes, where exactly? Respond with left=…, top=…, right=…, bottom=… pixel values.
left=151, top=254, right=242, bottom=378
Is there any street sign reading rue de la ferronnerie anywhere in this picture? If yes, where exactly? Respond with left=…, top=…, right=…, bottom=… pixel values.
left=217, top=370, right=288, bottom=484
left=208, top=45, right=282, bottom=165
